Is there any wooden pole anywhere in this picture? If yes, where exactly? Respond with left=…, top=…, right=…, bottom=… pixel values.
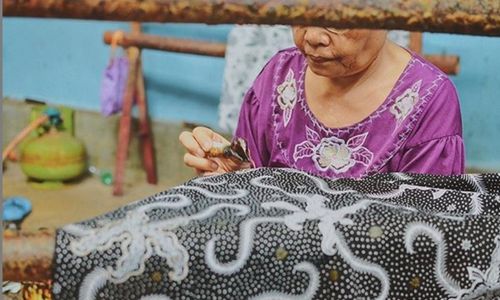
left=409, top=32, right=423, bottom=54
left=425, top=55, right=460, bottom=75
left=2, top=115, right=49, bottom=162
left=132, top=23, right=158, bottom=185
left=4, top=0, right=500, bottom=36
left=136, top=63, right=157, bottom=184
left=113, top=46, right=139, bottom=196
left=103, top=31, right=226, bottom=57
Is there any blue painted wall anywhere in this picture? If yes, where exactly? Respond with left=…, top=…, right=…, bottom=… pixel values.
left=3, top=19, right=231, bottom=128
left=423, top=33, right=500, bottom=170
left=3, top=18, right=500, bottom=170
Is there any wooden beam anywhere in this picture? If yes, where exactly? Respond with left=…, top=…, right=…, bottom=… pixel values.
left=103, top=31, right=460, bottom=75
left=4, top=0, right=500, bottom=36
left=103, top=31, right=226, bottom=57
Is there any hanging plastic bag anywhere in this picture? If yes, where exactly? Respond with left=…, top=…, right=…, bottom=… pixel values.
left=100, top=31, right=129, bottom=116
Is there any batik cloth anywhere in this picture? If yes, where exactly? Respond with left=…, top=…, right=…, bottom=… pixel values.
left=234, top=48, right=464, bottom=178
left=53, top=168, right=499, bottom=299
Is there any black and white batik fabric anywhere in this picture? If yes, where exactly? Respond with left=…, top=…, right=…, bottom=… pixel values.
left=53, top=168, right=500, bottom=300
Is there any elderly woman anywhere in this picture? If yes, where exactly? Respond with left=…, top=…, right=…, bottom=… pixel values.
left=180, top=27, right=464, bottom=178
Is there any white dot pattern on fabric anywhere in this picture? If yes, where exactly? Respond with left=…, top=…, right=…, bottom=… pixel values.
left=53, top=168, right=500, bottom=299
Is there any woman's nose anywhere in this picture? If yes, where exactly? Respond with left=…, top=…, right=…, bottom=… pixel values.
left=304, top=27, right=330, bottom=47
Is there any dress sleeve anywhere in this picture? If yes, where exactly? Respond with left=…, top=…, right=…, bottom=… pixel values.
left=397, top=135, right=465, bottom=175
left=397, top=78, right=465, bottom=175
left=233, top=88, right=271, bottom=167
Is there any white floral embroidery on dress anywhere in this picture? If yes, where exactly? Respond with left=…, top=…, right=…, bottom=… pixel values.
left=276, top=69, right=297, bottom=127
left=293, top=126, right=374, bottom=174
left=390, top=80, right=422, bottom=126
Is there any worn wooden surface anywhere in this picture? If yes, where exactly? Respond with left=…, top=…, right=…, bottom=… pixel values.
left=3, top=230, right=55, bottom=282
left=4, top=0, right=500, bottom=36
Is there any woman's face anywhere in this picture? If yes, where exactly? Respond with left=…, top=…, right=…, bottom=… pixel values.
left=292, top=27, right=387, bottom=78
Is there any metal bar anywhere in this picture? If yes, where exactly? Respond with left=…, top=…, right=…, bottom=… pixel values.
left=3, top=231, right=55, bottom=282
left=103, top=31, right=226, bottom=57
left=4, top=0, right=500, bottom=36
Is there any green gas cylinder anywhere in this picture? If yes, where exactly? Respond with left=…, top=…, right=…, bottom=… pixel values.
left=20, top=127, right=87, bottom=183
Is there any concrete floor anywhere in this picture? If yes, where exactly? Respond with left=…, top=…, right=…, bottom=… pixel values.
left=2, top=162, right=189, bottom=231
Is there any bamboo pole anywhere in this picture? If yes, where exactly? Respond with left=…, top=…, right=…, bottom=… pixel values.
left=4, top=0, right=500, bottom=36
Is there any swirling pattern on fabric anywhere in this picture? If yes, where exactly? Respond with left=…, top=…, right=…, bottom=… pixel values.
left=53, top=168, right=500, bottom=299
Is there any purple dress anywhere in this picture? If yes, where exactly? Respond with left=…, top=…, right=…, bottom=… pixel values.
left=234, top=47, right=465, bottom=178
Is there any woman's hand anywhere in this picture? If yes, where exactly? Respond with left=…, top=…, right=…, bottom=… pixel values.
left=179, top=127, right=249, bottom=176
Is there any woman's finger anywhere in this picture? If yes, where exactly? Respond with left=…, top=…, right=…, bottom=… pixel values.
left=192, top=127, right=229, bottom=152
left=192, top=128, right=213, bottom=152
left=179, top=131, right=206, bottom=157
left=183, top=153, right=219, bottom=172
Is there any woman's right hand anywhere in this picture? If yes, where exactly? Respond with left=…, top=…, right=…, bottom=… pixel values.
left=179, top=127, right=248, bottom=176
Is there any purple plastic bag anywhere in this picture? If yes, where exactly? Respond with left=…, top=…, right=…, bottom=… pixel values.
left=100, top=57, right=129, bottom=116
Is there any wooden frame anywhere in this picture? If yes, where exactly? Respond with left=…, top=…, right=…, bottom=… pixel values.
left=4, top=0, right=500, bottom=36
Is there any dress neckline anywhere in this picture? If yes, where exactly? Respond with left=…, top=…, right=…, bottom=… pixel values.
left=297, top=50, right=416, bottom=134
